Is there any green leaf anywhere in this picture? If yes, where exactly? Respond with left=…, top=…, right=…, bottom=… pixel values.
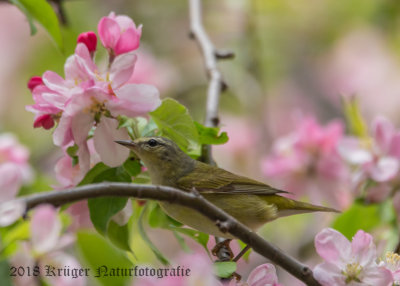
left=146, top=203, right=209, bottom=255
left=107, top=221, right=131, bottom=252
left=172, top=231, right=191, bottom=253
left=150, top=98, right=199, bottom=151
left=89, top=197, right=128, bottom=235
left=10, top=0, right=63, bottom=50
left=170, top=226, right=209, bottom=255
left=77, top=231, right=132, bottom=286
left=88, top=166, right=131, bottom=235
left=1, top=221, right=29, bottom=246
left=194, top=121, right=229, bottom=145
left=139, top=118, right=158, bottom=137
left=213, top=261, right=237, bottom=278
left=332, top=202, right=380, bottom=239
left=0, top=260, right=12, bottom=286
left=343, top=96, right=368, bottom=138
left=238, top=240, right=251, bottom=261
left=123, top=159, right=142, bottom=177
left=138, top=205, right=169, bottom=265
left=66, top=144, right=79, bottom=158
left=78, top=163, right=110, bottom=186
left=147, top=203, right=182, bottom=228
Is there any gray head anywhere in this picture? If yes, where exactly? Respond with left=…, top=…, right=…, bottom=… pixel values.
left=116, top=137, right=195, bottom=184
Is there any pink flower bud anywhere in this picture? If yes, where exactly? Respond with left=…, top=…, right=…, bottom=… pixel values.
left=27, top=76, right=43, bottom=92
left=33, top=114, right=55, bottom=130
left=77, top=31, right=97, bottom=53
left=98, top=12, right=142, bottom=56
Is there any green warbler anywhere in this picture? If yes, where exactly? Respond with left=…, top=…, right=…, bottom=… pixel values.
left=116, top=137, right=338, bottom=239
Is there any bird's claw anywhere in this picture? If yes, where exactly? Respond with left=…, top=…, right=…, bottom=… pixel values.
left=212, top=239, right=234, bottom=261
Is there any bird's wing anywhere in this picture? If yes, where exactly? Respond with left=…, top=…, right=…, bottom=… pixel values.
left=176, top=163, right=286, bottom=195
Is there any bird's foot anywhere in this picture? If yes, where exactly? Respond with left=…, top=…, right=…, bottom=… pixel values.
left=212, top=239, right=233, bottom=261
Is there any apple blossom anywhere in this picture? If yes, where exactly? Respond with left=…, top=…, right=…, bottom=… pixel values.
left=0, top=199, right=26, bottom=226
left=230, top=263, right=282, bottom=286
left=0, top=133, right=32, bottom=202
left=338, top=116, right=400, bottom=202
left=261, top=116, right=352, bottom=209
left=52, top=86, right=159, bottom=168
left=98, top=12, right=142, bottom=56
left=380, top=252, right=400, bottom=285
left=10, top=205, right=84, bottom=286
left=314, top=228, right=393, bottom=286
left=27, top=13, right=161, bottom=170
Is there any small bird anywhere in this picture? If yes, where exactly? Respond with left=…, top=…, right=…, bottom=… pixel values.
left=116, top=137, right=338, bottom=241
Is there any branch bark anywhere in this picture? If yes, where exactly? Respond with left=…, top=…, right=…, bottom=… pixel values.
left=189, top=0, right=232, bottom=129
left=3, top=183, right=321, bottom=286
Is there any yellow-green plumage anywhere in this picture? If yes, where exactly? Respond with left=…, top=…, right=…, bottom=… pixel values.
left=116, top=136, right=338, bottom=238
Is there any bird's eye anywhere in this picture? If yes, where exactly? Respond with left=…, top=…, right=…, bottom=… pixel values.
left=147, top=139, right=158, bottom=147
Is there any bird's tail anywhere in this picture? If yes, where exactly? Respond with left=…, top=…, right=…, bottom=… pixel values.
left=263, top=195, right=340, bottom=218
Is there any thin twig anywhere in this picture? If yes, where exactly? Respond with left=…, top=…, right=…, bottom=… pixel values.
left=2, top=183, right=321, bottom=286
left=188, top=0, right=232, bottom=129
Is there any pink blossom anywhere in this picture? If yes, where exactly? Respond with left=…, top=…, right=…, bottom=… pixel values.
left=0, top=133, right=32, bottom=202
left=380, top=252, right=400, bottom=285
left=0, top=200, right=26, bottom=226
left=338, top=116, right=400, bottom=202
left=25, top=85, right=64, bottom=129
left=53, top=86, right=159, bottom=168
left=27, top=76, right=44, bottom=91
left=261, top=116, right=351, bottom=209
left=54, top=139, right=100, bottom=189
left=98, top=12, right=142, bottom=56
left=314, top=228, right=393, bottom=286
left=77, top=31, right=97, bottom=53
left=230, top=263, right=282, bottom=286
left=10, top=205, right=84, bottom=286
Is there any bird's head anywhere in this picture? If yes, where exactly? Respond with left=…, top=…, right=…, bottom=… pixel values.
left=115, top=137, right=194, bottom=182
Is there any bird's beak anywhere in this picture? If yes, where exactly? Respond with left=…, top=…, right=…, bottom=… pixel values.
left=115, top=140, right=138, bottom=149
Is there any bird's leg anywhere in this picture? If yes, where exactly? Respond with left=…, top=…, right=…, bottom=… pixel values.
left=233, top=244, right=251, bottom=262
left=212, top=238, right=233, bottom=261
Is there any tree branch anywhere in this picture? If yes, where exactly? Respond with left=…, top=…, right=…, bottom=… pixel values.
left=188, top=0, right=233, bottom=129
left=2, top=183, right=321, bottom=286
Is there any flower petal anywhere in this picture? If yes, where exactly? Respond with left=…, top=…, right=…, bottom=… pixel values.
left=367, top=156, right=399, bottom=182
left=0, top=163, right=22, bottom=202
left=98, top=17, right=120, bottom=50
left=247, top=263, right=279, bottom=286
left=337, top=137, right=373, bottom=164
left=109, top=52, right=137, bottom=89
left=351, top=230, right=376, bottom=266
left=40, top=252, right=86, bottom=286
left=31, top=204, right=61, bottom=254
left=313, top=262, right=345, bottom=286
left=315, top=228, right=351, bottom=265
left=0, top=200, right=26, bottom=226
left=372, top=116, right=394, bottom=154
left=361, top=265, right=393, bottom=286
left=109, top=83, right=161, bottom=117
left=93, top=117, right=130, bottom=167
left=42, top=71, right=71, bottom=94
left=114, top=26, right=141, bottom=55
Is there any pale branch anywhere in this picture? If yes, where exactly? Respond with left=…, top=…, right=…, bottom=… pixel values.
left=188, top=0, right=238, bottom=265
left=188, top=0, right=233, bottom=129
left=6, top=183, right=321, bottom=286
